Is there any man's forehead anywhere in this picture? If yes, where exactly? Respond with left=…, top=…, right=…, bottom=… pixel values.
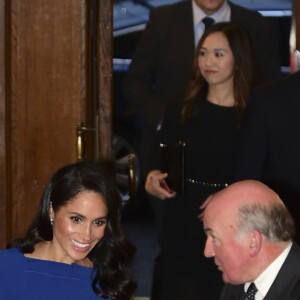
left=203, top=195, right=239, bottom=229
left=204, top=212, right=236, bottom=238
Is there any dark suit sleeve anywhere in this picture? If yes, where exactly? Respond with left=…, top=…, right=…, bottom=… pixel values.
left=122, top=8, right=166, bottom=130
left=257, top=17, right=281, bottom=82
left=234, top=91, right=268, bottom=181
left=230, top=2, right=281, bottom=82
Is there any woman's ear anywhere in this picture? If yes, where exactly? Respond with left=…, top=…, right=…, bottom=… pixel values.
left=249, top=230, right=262, bottom=257
left=49, top=201, right=54, bottom=221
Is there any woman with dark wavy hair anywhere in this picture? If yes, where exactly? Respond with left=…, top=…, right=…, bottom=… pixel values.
left=0, top=161, right=136, bottom=300
left=145, top=22, right=261, bottom=300
left=182, top=21, right=260, bottom=123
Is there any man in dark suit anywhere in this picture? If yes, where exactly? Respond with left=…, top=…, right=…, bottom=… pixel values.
left=202, top=180, right=300, bottom=300
left=234, top=71, right=300, bottom=242
left=123, top=0, right=281, bottom=232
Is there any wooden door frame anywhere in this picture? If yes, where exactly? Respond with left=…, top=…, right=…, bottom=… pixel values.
left=0, top=0, right=8, bottom=248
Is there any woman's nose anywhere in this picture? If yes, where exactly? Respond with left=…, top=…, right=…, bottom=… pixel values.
left=205, top=53, right=214, bottom=66
left=81, top=224, right=92, bottom=241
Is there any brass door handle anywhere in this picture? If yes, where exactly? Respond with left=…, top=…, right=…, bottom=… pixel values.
left=76, top=123, right=96, bottom=161
left=76, top=123, right=85, bottom=161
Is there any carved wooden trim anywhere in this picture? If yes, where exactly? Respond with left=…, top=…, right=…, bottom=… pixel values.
left=98, top=0, right=113, bottom=168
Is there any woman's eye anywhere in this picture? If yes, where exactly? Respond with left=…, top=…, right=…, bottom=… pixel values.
left=70, top=216, right=82, bottom=224
left=215, top=52, right=224, bottom=57
left=199, top=50, right=206, bottom=56
left=93, top=219, right=106, bottom=226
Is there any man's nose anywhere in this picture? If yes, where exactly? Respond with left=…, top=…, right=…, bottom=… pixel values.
left=204, top=237, right=215, bottom=258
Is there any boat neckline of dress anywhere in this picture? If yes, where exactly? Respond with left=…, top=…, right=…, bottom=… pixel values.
left=22, top=252, right=93, bottom=269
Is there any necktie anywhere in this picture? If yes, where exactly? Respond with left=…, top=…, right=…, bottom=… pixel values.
left=244, top=282, right=258, bottom=300
left=202, top=16, right=215, bottom=32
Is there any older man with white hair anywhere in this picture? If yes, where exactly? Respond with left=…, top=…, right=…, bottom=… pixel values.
left=202, top=180, right=300, bottom=300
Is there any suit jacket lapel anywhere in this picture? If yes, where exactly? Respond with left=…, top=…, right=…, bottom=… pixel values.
left=219, top=283, right=244, bottom=300
left=175, top=0, right=195, bottom=55
left=228, top=1, right=241, bottom=23
left=264, top=243, right=300, bottom=300
left=220, top=244, right=300, bottom=300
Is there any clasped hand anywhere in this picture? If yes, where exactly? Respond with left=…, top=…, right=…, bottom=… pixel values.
left=145, top=170, right=176, bottom=200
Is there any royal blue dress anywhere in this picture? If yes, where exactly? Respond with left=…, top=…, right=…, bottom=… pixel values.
left=0, top=247, right=108, bottom=299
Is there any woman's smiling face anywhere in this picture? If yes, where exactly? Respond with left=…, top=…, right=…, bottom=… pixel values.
left=198, top=32, right=235, bottom=88
left=50, top=190, right=108, bottom=264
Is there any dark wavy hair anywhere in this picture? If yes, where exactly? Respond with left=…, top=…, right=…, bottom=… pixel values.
left=13, top=161, right=136, bottom=300
left=182, top=22, right=261, bottom=122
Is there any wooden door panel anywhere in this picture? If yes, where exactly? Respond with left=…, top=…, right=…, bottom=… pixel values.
left=6, top=0, right=87, bottom=240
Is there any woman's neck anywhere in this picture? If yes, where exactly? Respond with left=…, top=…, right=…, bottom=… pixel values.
left=207, top=82, right=235, bottom=107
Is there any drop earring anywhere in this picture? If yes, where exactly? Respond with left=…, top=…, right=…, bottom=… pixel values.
left=49, top=201, right=54, bottom=226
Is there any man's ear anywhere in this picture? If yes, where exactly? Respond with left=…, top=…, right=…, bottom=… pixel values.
left=248, top=230, right=262, bottom=257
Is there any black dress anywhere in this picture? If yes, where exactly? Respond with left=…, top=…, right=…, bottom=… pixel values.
left=156, top=99, right=239, bottom=300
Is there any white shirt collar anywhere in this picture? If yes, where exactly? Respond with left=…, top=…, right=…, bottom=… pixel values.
left=192, top=0, right=231, bottom=28
left=192, top=0, right=231, bottom=46
left=244, top=242, right=293, bottom=300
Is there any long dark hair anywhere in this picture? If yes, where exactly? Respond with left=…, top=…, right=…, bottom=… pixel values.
left=14, top=161, right=136, bottom=300
left=182, top=22, right=261, bottom=122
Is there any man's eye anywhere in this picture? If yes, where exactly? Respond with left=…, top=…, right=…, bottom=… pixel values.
left=208, top=234, right=217, bottom=242
left=211, top=236, right=222, bottom=246
left=70, top=216, right=82, bottom=223
left=209, top=235, right=216, bottom=241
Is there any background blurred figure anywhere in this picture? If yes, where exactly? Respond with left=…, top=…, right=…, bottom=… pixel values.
left=202, top=180, right=300, bottom=300
left=123, top=0, right=281, bottom=242
left=0, top=161, right=136, bottom=300
left=234, top=70, right=300, bottom=242
left=145, top=22, right=260, bottom=300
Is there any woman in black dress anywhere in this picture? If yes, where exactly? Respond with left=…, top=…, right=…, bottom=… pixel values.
left=145, top=22, right=260, bottom=300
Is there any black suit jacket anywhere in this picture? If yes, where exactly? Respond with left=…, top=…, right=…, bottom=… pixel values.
left=220, top=243, right=300, bottom=300
left=234, top=71, right=300, bottom=235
